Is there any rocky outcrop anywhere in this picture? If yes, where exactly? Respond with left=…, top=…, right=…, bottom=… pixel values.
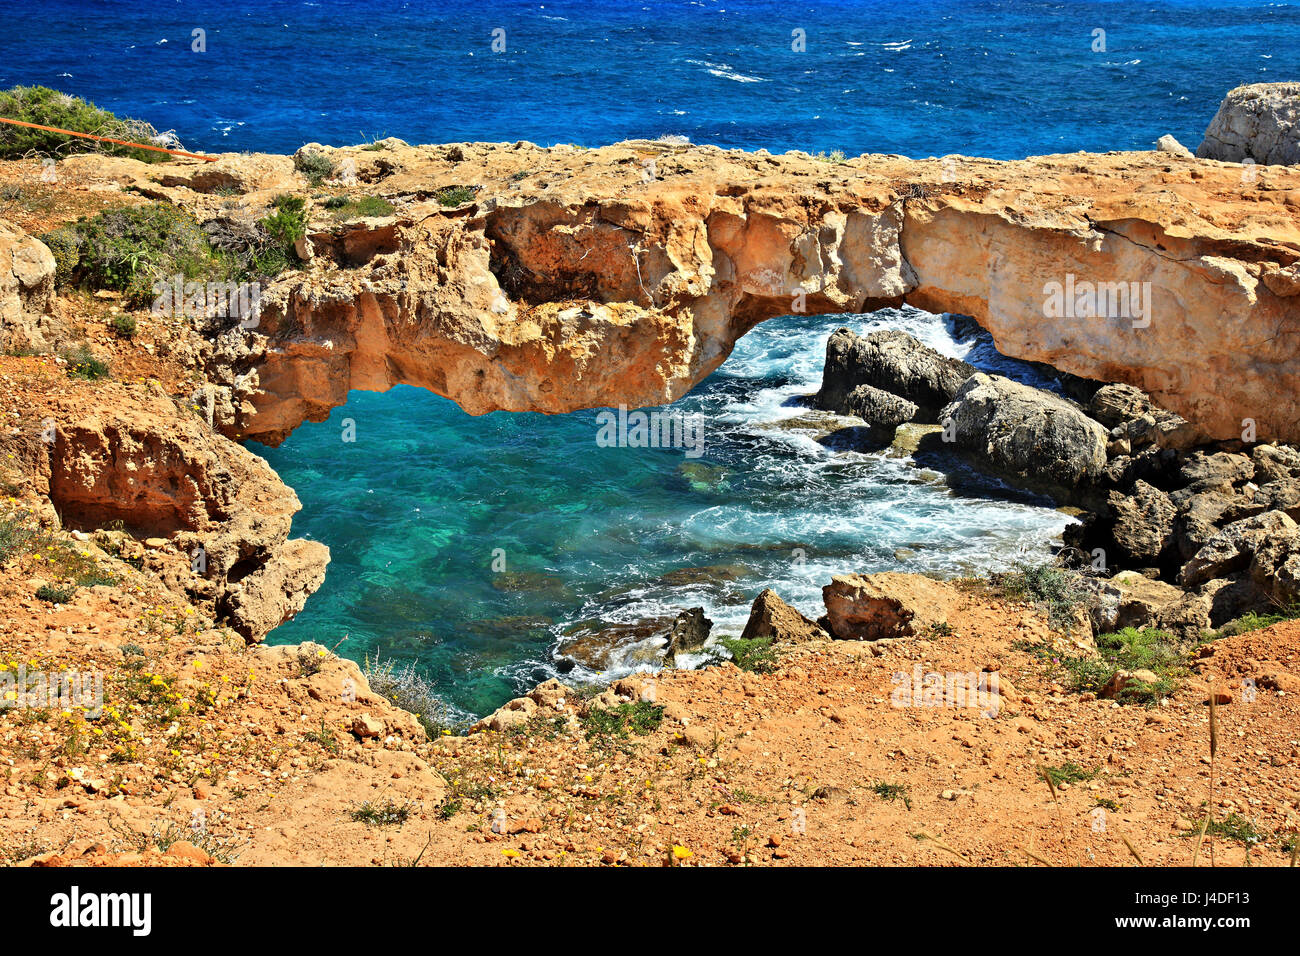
left=29, top=387, right=328, bottom=640
left=0, top=218, right=61, bottom=353
left=52, top=139, right=1300, bottom=446
left=821, top=572, right=957, bottom=641
left=739, top=589, right=828, bottom=644
left=1197, top=82, right=1300, bottom=166
left=939, top=373, right=1109, bottom=503
left=815, top=328, right=972, bottom=423
left=663, top=607, right=712, bottom=660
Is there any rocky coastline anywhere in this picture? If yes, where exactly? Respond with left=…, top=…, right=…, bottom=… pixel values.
left=1, top=83, right=1299, bottom=866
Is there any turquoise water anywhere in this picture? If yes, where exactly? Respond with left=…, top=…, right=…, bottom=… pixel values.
left=255, top=309, right=1074, bottom=719
left=14, top=0, right=1295, bottom=718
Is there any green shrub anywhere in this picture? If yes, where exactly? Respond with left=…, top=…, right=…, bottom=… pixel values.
left=110, top=313, right=137, bottom=339
left=1060, top=626, right=1184, bottom=706
left=992, top=564, right=1089, bottom=631
left=715, top=636, right=779, bottom=674
left=323, top=194, right=394, bottom=219
left=61, top=343, right=110, bottom=380
left=0, top=514, right=39, bottom=563
left=39, top=204, right=235, bottom=304
left=436, top=185, right=476, bottom=207
left=0, top=85, right=169, bottom=162
left=293, top=149, right=336, bottom=185
left=260, top=194, right=307, bottom=245
left=35, top=583, right=76, bottom=604
left=581, top=701, right=664, bottom=741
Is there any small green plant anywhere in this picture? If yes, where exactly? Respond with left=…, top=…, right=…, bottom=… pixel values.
left=1041, top=762, right=1099, bottom=787
left=61, top=343, right=110, bottom=380
left=581, top=701, right=664, bottom=741
left=872, top=781, right=912, bottom=810
left=813, top=149, right=848, bottom=164
left=0, top=514, right=39, bottom=563
left=715, top=636, right=778, bottom=674
left=364, top=654, right=449, bottom=739
left=1216, top=602, right=1300, bottom=637
left=349, top=798, right=414, bottom=827
left=435, top=185, right=476, bottom=207
left=1197, top=812, right=1265, bottom=845
left=35, top=582, right=77, bottom=604
left=927, top=620, right=954, bottom=638
left=991, top=564, right=1089, bottom=631
left=110, top=313, right=137, bottom=339
left=293, top=149, right=336, bottom=185
left=323, top=194, right=394, bottom=219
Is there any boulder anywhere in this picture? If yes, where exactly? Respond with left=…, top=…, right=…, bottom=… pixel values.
left=1088, top=383, right=1152, bottom=428
left=939, top=373, right=1109, bottom=503
left=739, top=589, right=828, bottom=645
left=1178, top=450, right=1254, bottom=486
left=1, top=218, right=60, bottom=353
left=1251, top=477, right=1300, bottom=520
left=1252, top=444, right=1300, bottom=484
left=662, top=607, right=712, bottom=659
left=1173, top=486, right=1248, bottom=561
left=843, top=384, right=919, bottom=435
left=1107, top=481, right=1176, bottom=564
left=1197, top=82, right=1300, bottom=166
left=1247, top=526, right=1300, bottom=608
left=815, top=328, right=973, bottom=422
left=1179, top=510, right=1298, bottom=587
left=820, top=572, right=957, bottom=641
left=1157, top=134, right=1194, bottom=158
left=1108, top=571, right=1210, bottom=637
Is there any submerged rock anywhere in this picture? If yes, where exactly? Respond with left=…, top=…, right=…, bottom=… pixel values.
left=815, top=328, right=973, bottom=423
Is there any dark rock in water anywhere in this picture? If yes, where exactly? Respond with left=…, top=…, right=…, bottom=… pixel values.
left=740, top=589, right=828, bottom=645
left=663, top=607, right=712, bottom=659
left=844, top=384, right=919, bottom=433
left=938, top=372, right=1108, bottom=505
left=658, top=564, right=750, bottom=588
left=815, top=328, right=973, bottom=423
left=1178, top=450, right=1255, bottom=486
left=1107, top=480, right=1176, bottom=565
left=1179, top=510, right=1296, bottom=587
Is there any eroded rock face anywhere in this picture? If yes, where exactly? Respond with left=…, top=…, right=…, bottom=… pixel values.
left=1197, top=82, right=1300, bottom=166
left=32, top=388, right=327, bottom=640
left=0, top=218, right=60, bottom=353
left=61, top=141, right=1300, bottom=446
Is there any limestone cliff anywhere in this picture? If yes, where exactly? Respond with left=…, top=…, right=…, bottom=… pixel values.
left=58, top=140, right=1298, bottom=446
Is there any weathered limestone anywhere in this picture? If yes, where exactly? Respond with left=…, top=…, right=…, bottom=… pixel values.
left=1197, top=82, right=1300, bottom=166
left=46, top=140, right=1300, bottom=447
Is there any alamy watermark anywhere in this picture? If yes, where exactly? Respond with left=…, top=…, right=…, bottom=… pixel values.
left=1043, top=273, right=1150, bottom=329
left=890, top=666, right=1000, bottom=717
left=152, top=274, right=261, bottom=328
left=595, top=404, right=705, bottom=458
left=1, top=664, right=103, bottom=718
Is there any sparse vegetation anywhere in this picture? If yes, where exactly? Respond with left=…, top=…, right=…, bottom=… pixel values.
left=349, top=798, right=414, bottom=827
left=581, top=700, right=664, bottom=741
left=435, top=185, right=476, bottom=207
left=364, top=654, right=450, bottom=739
left=872, top=781, right=912, bottom=809
left=0, top=85, right=170, bottom=162
left=1041, top=762, right=1100, bottom=787
left=323, top=194, right=395, bottom=219
left=991, top=563, right=1089, bottom=631
left=714, top=635, right=779, bottom=674
left=110, top=313, right=137, bottom=339
left=61, top=343, right=110, bottom=380
left=35, top=583, right=76, bottom=604
left=293, top=148, right=336, bottom=185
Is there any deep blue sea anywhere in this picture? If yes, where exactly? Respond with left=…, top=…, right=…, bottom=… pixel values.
left=8, top=1, right=1297, bottom=718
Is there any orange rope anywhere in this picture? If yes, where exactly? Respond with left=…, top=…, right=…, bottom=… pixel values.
left=0, top=116, right=217, bottom=162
